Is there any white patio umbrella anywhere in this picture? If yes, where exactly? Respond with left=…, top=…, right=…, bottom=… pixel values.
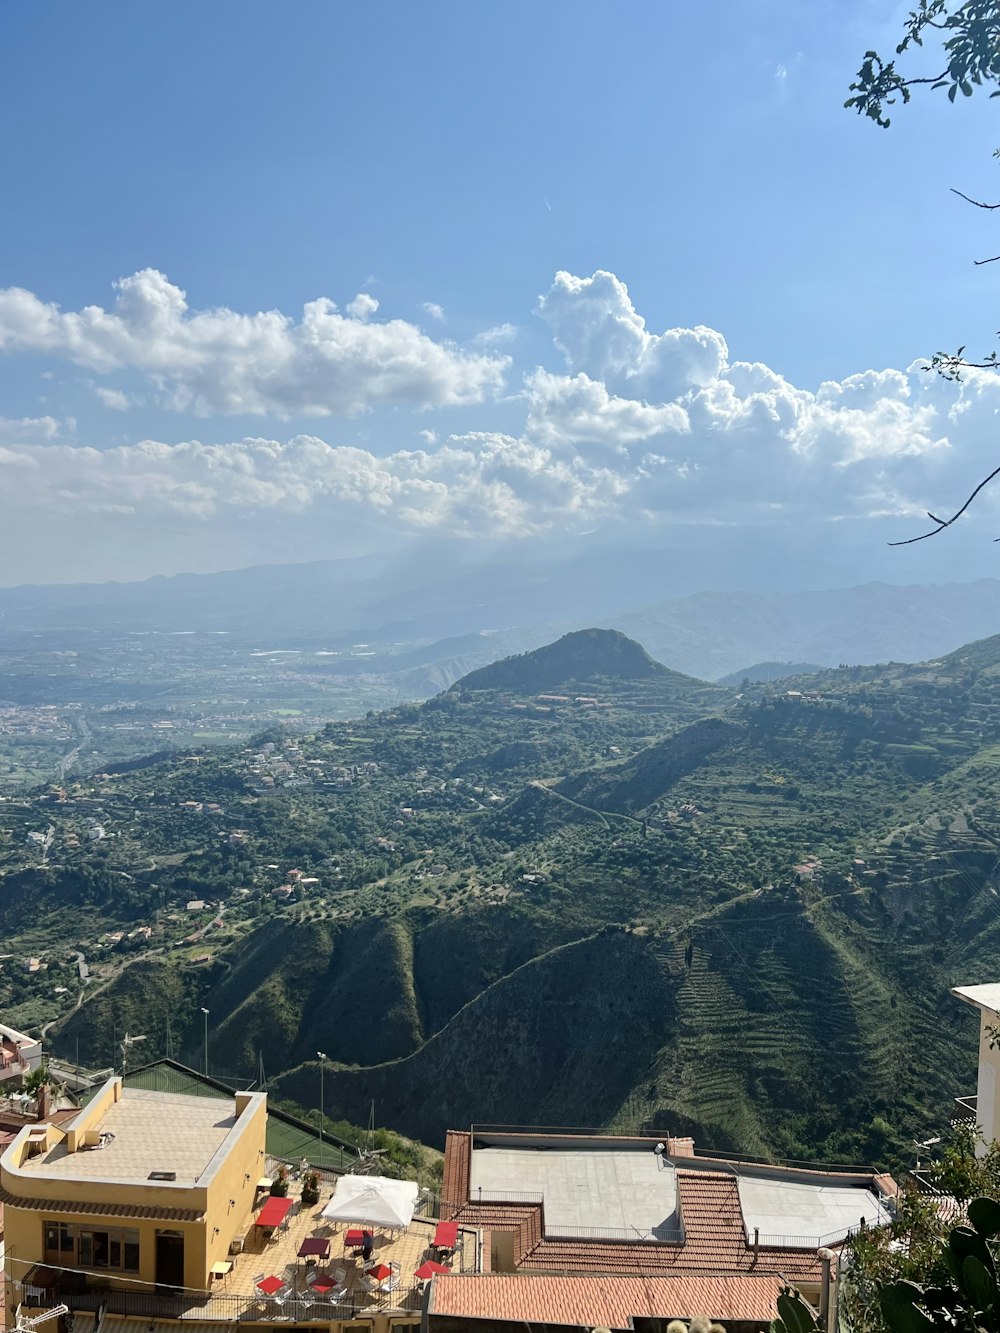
left=320, top=1174, right=419, bottom=1230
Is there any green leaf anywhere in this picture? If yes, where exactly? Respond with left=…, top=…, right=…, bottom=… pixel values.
left=963, top=1253, right=998, bottom=1313
left=948, top=83, right=958, bottom=101
left=879, top=1282, right=936, bottom=1333
left=775, top=1290, right=817, bottom=1333
left=968, top=1196, right=1000, bottom=1238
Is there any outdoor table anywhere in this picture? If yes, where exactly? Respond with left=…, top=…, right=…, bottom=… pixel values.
left=255, top=1196, right=293, bottom=1231
left=298, top=1236, right=331, bottom=1260
left=256, top=1275, right=285, bottom=1296
left=256, top=1176, right=273, bottom=1191
left=309, top=1274, right=335, bottom=1295
left=344, top=1227, right=365, bottom=1246
left=415, top=1260, right=450, bottom=1280
left=210, top=1260, right=233, bottom=1283
left=365, top=1263, right=391, bottom=1282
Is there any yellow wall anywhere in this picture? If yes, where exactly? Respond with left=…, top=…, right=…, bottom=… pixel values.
left=201, top=1091, right=268, bottom=1281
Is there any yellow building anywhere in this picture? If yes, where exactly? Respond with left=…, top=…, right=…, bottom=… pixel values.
left=2, top=1075, right=267, bottom=1311
left=0, top=1075, right=436, bottom=1333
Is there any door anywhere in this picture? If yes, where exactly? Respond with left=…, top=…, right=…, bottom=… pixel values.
left=155, top=1230, right=185, bottom=1289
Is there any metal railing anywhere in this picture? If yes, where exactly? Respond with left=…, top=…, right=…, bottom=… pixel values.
left=467, top=1188, right=545, bottom=1205
left=749, top=1206, right=894, bottom=1252
left=19, top=1276, right=424, bottom=1322
left=954, top=1094, right=978, bottom=1124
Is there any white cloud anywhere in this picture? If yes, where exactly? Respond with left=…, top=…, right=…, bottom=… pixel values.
left=524, top=368, right=689, bottom=449
left=474, top=323, right=518, bottom=347
left=422, top=302, right=445, bottom=322
left=94, top=386, right=130, bottom=411
left=537, top=269, right=728, bottom=400
left=3, top=265, right=1000, bottom=581
left=346, top=293, right=379, bottom=320
left=0, top=270, right=508, bottom=418
left=0, top=415, right=62, bottom=444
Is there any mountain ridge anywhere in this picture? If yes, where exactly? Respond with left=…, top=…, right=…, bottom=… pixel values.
left=449, top=628, right=704, bottom=694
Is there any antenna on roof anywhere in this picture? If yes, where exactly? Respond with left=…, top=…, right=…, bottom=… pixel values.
left=120, top=1033, right=146, bottom=1078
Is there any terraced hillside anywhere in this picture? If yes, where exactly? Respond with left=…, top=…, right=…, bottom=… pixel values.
left=6, top=626, right=1000, bottom=1168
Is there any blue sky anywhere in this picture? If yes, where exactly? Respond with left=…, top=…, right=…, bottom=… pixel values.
left=1, top=0, right=1000, bottom=587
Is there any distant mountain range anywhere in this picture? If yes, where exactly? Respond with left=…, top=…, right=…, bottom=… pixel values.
left=1, top=550, right=999, bottom=686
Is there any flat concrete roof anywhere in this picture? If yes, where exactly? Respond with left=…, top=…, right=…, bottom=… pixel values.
left=20, top=1088, right=237, bottom=1184
left=953, top=983, right=1000, bottom=1016
left=470, top=1144, right=679, bottom=1239
left=738, top=1177, right=886, bottom=1248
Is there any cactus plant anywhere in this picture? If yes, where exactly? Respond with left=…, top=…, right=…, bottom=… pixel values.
left=769, top=1284, right=821, bottom=1333
left=878, top=1195, right=1000, bottom=1332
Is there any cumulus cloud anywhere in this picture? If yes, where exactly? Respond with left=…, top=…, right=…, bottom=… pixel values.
left=3, top=265, right=1000, bottom=582
left=537, top=269, right=728, bottom=400
left=524, top=368, right=689, bottom=449
left=0, top=415, right=62, bottom=444
left=422, top=302, right=445, bottom=321
left=0, top=432, right=617, bottom=546
left=346, top=293, right=379, bottom=320
left=0, top=270, right=508, bottom=418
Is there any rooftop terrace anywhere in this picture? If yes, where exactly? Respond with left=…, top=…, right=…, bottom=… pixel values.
left=19, top=1089, right=238, bottom=1185
left=20, top=1180, right=475, bottom=1322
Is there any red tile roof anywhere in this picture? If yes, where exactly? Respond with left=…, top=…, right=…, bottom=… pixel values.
left=442, top=1133, right=876, bottom=1285
left=428, top=1272, right=785, bottom=1325
left=0, top=1186, right=204, bottom=1223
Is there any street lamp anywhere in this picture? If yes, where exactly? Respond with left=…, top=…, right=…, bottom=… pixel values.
left=201, top=1008, right=210, bottom=1076
left=317, top=1052, right=328, bottom=1162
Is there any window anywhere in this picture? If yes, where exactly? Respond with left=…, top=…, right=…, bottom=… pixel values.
left=43, top=1223, right=73, bottom=1256
left=43, top=1221, right=140, bottom=1273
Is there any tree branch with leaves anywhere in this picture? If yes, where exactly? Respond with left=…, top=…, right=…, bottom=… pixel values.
left=848, top=2, right=1000, bottom=544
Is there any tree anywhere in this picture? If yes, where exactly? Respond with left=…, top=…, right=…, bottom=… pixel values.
left=839, top=1125, right=1000, bottom=1331
left=848, top=2, right=1000, bottom=544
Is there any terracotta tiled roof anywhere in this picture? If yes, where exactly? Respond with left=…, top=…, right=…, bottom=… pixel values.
left=0, top=1186, right=204, bottom=1223
left=428, top=1272, right=785, bottom=1325
left=443, top=1132, right=828, bottom=1283
left=446, top=1133, right=892, bottom=1289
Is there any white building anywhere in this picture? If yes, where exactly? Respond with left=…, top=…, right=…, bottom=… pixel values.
left=952, top=983, right=1000, bottom=1154
left=0, top=1023, right=42, bottom=1081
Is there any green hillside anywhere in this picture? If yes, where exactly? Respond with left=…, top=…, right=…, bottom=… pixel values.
left=4, top=628, right=1000, bottom=1168
left=449, top=627, right=709, bottom=694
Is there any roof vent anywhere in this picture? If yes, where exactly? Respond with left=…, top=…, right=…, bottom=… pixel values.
left=148, top=1170, right=176, bottom=1181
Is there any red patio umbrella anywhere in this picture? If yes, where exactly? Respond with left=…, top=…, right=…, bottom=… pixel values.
left=415, top=1260, right=450, bottom=1280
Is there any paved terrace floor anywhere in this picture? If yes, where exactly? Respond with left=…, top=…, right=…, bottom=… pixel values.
left=214, top=1194, right=463, bottom=1319
left=22, top=1193, right=469, bottom=1322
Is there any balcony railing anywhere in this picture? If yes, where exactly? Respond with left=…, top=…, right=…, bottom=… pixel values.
left=954, top=1094, right=978, bottom=1126
left=17, top=1276, right=424, bottom=1322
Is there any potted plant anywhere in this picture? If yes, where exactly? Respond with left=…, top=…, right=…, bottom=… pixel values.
left=270, top=1165, right=289, bottom=1198
left=301, top=1171, right=320, bottom=1206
